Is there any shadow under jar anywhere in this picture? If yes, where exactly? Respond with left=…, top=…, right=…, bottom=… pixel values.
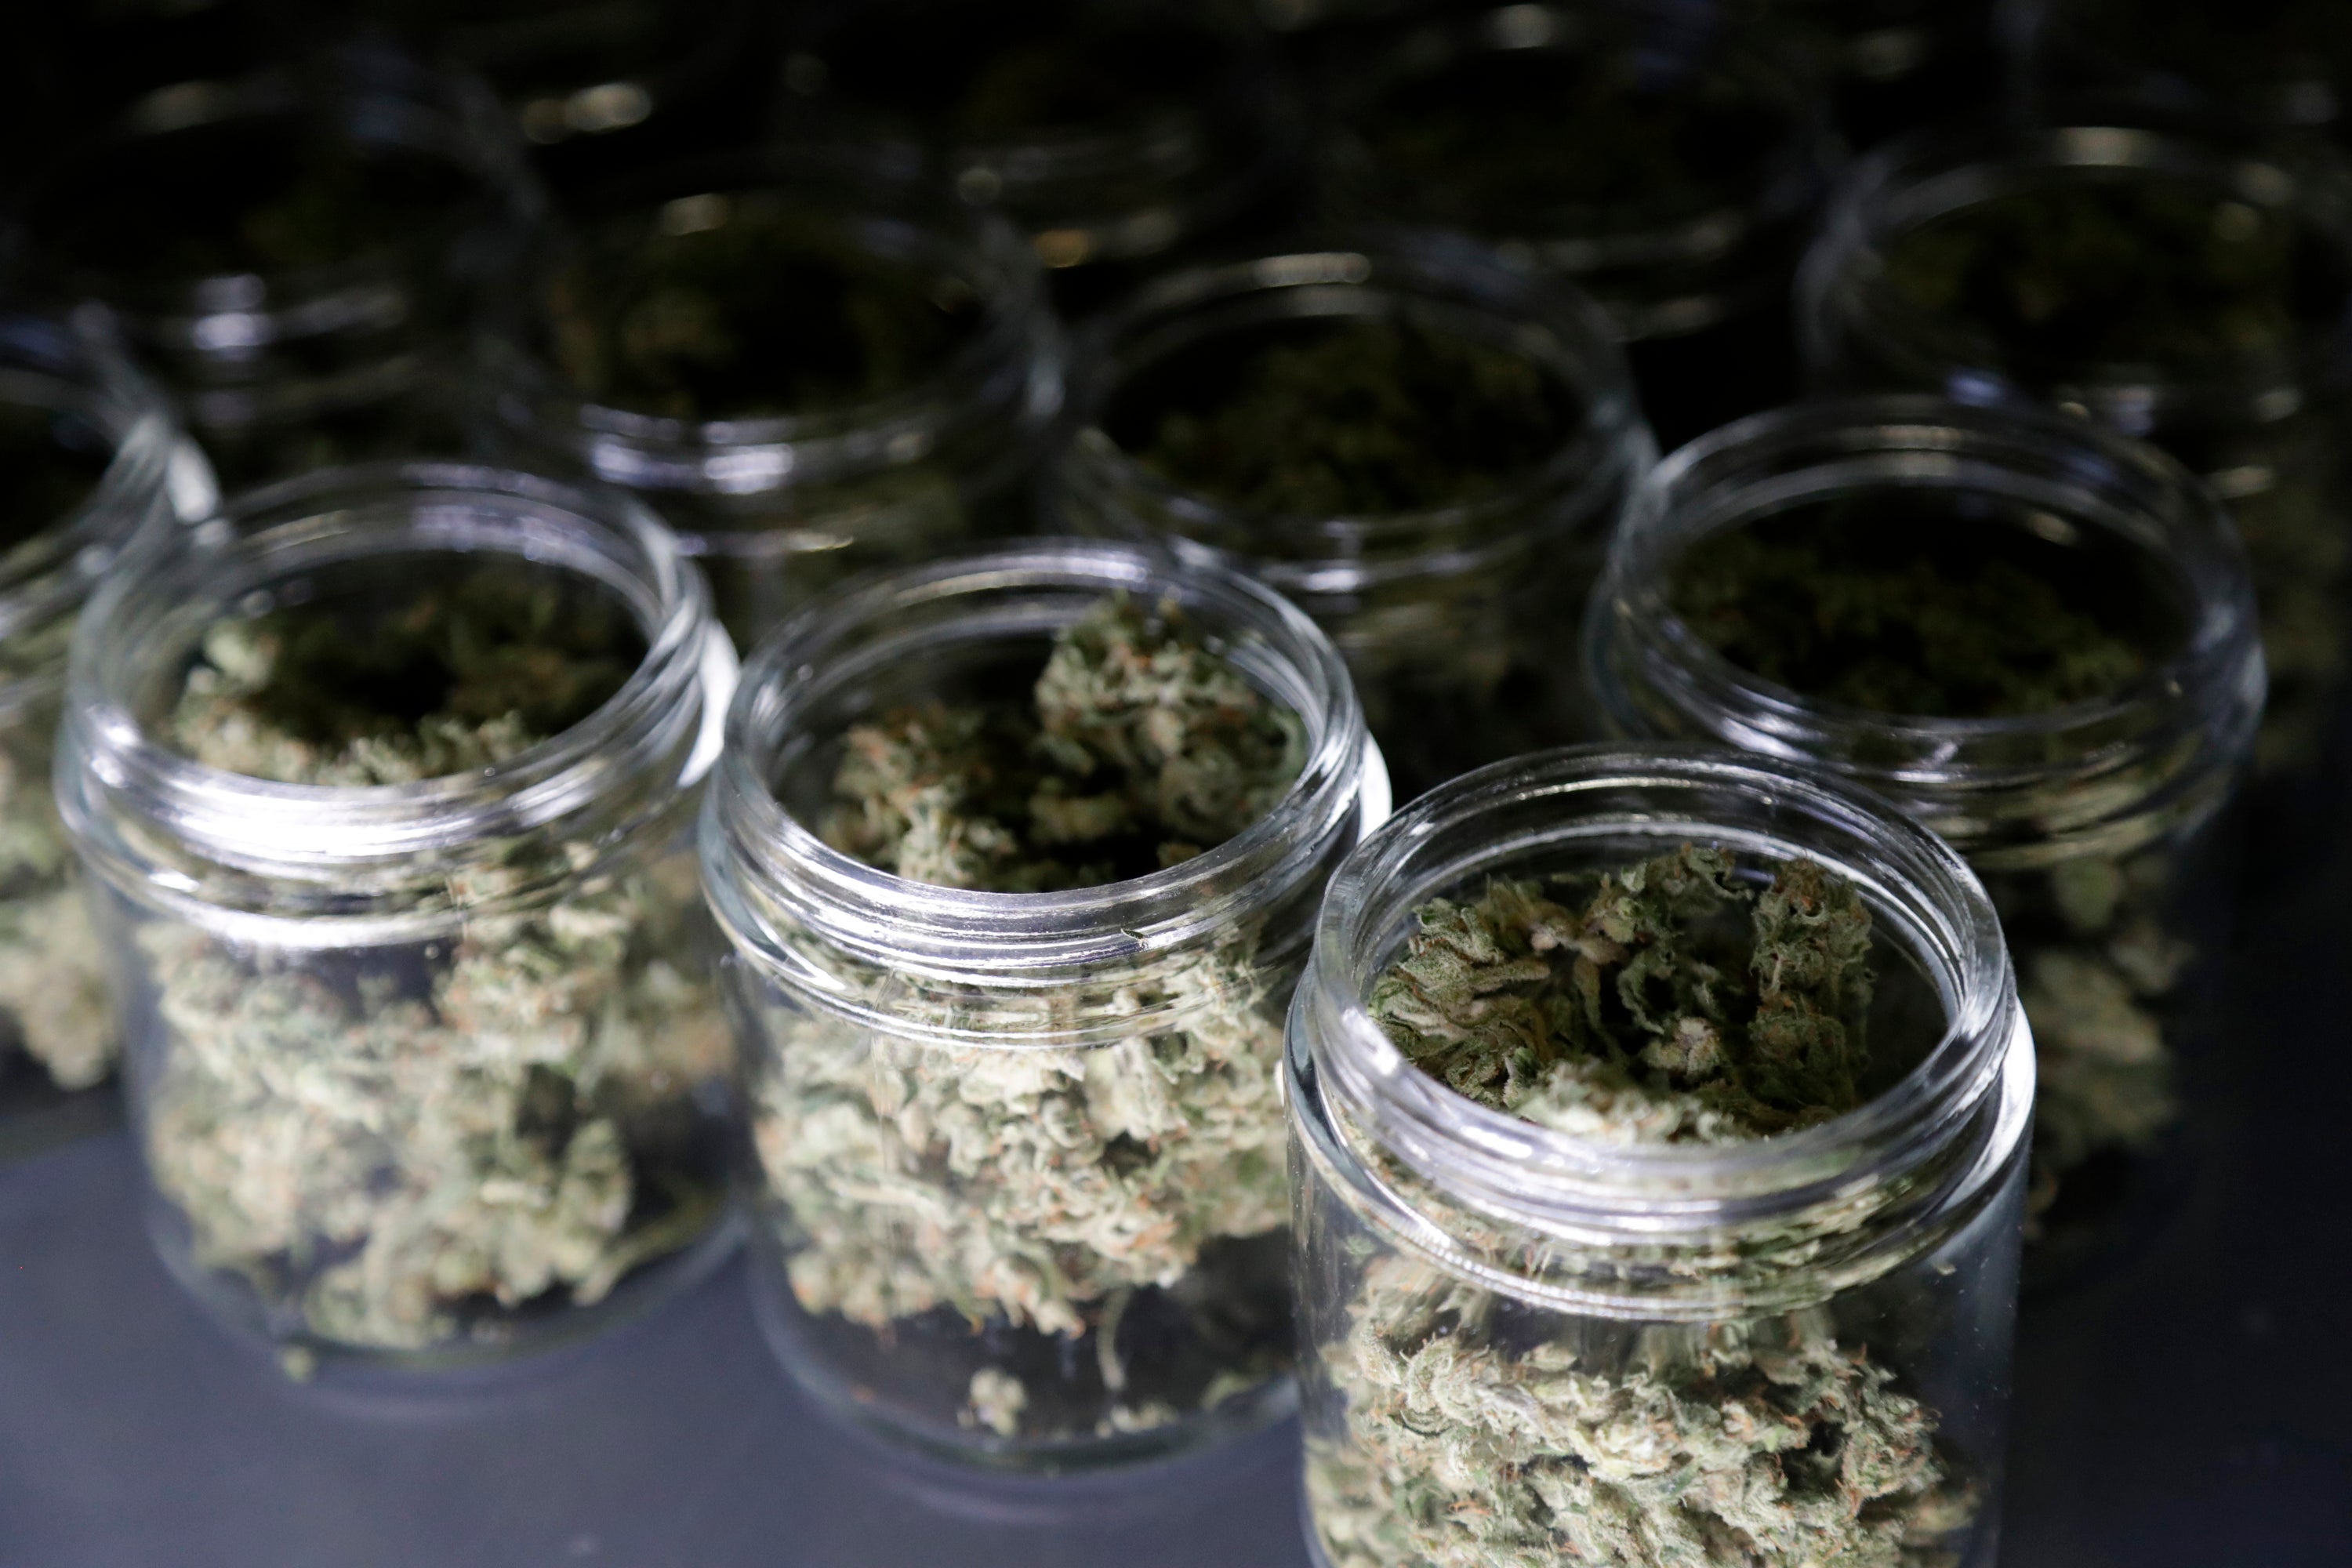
left=1799, top=120, right=2352, bottom=782
left=1314, top=2, right=1842, bottom=449
left=0, top=312, right=207, bottom=1158
left=770, top=0, right=1301, bottom=314
left=1290, top=746, right=2032, bottom=1568
left=8, top=53, right=540, bottom=495
left=702, top=541, right=1382, bottom=1466
left=57, top=463, right=738, bottom=1374
left=1586, top=397, right=2264, bottom=1283
left=488, top=158, right=1064, bottom=652
left=1053, top=240, right=1653, bottom=805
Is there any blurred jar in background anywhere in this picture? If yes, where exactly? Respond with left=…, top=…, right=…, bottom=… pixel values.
left=1800, top=120, right=2352, bottom=781
left=1587, top=397, right=2266, bottom=1279
left=1741, top=0, right=2005, bottom=150
left=488, top=155, right=1064, bottom=651
left=1051, top=238, right=1653, bottom=803
left=2024, top=0, right=2352, bottom=145
left=0, top=311, right=209, bottom=1160
left=1315, top=1, right=1842, bottom=449
left=333, top=0, right=769, bottom=198
left=770, top=0, right=1303, bottom=316
left=6, top=49, right=540, bottom=495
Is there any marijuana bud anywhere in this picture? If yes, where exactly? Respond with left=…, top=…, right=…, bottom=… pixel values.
left=1309, top=849, right=1975, bottom=1567
left=745, top=593, right=1319, bottom=1442
left=128, top=568, right=729, bottom=1356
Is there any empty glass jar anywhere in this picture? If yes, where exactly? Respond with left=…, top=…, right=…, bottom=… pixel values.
left=0, top=310, right=207, bottom=1157
left=9, top=52, right=539, bottom=492
left=1586, top=397, right=2264, bottom=1273
left=59, top=462, right=736, bottom=1370
left=1290, top=746, right=2031, bottom=1568
left=488, top=155, right=1064, bottom=650
left=705, top=540, right=1385, bottom=1465
left=1799, top=120, right=2352, bottom=779
left=1053, top=238, right=1653, bottom=803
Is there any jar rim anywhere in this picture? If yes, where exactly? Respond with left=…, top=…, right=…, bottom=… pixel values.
left=1584, top=394, right=2265, bottom=842
left=61, top=461, right=725, bottom=890
left=489, top=151, right=1062, bottom=492
left=1798, top=118, right=2352, bottom=427
left=1057, top=235, right=1653, bottom=590
left=1297, top=743, right=2025, bottom=1236
left=702, top=538, right=1369, bottom=980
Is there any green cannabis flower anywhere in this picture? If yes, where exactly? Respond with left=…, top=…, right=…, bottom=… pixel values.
left=749, top=595, right=1309, bottom=1439
left=137, top=571, right=728, bottom=1355
left=1311, top=849, right=1971, bottom=1568
left=1131, top=319, right=1575, bottom=518
left=546, top=194, right=985, bottom=425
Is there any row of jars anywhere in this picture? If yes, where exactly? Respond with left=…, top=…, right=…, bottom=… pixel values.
left=0, top=336, right=2259, bottom=1564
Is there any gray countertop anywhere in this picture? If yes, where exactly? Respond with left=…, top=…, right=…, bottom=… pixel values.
left=4, top=815, right=2349, bottom=1568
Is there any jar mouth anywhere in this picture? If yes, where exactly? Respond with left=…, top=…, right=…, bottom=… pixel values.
left=0, top=311, right=198, bottom=652
left=1058, top=237, right=1651, bottom=592
left=491, top=153, right=1060, bottom=492
left=63, top=462, right=723, bottom=885
left=12, top=56, right=532, bottom=353
left=1800, top=119, right=2352, bottom=428
left=704, top=539, right=1367, bottom=975
left=1300, top=745, right=2021, bottom=1229
left=1586, top=395, right=2265, bottom=833
left=1316, top=5, right=1840, bottom=324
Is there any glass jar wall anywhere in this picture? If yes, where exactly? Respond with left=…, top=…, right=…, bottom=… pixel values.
left=1314, top=2, right=1842, bottom=448
left=771, top=0, right=1301, bottom=312
left=1798, top=121, right=2352, bottom=780
left=1052, top=238, right=1653, bottom=804
left=1289, top=746, right=2031, bottom=1568
left=488, top=155, right=1064, bottom=652
left=0, top=311, right=208, bottom=1157
left=702, top=540, right=1383, bottom=1465
left=57, top=463, right=736, bottom=1371
left=8, top=51, right=540, bottom=493
left=1586, top=397, right=2264, bottom=1273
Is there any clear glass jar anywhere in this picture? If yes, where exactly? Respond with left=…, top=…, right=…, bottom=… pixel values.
left=9, top=51, right=541, bottom=493
left=1291, top=745, right=2031, bottom=1568
left=1052, top=238, right=1653, bottom=804
left=771, top=0, right=1301, bottom=308
left=1798, top=120, right=2352, bottom=779
left=1586, top=397, right=2263, bottom=1277
left=488, top=155, right=1065, bottom=652
left=0, top=310, right=209, bottom=1158
left=57, top=462, right=738, bottom=1371
left=704, top=540, right=1385, bottom=1465
left=1313, top=2, right=1842, bottom=447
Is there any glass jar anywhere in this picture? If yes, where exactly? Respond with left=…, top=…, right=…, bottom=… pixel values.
left=1052, top=238, right=1654, bottom=804
left=1290, top=745, right=2031, bottom=1568
left=9, top=50, right=540, bottom=494
left=771, top=0, right=1301, bottom=312
left=488, top=155, right=1065, bottom=652
left=1313, top=2, right=1842, bottom=448
left=704, top=539, right=1385, bottom=1465
left=1586, top=397, right=2263, bottom=1276
left=57, top=462, right=738, bottom=1371
left=2021, top=0, right=2352, bottom=143
left=0, top=310, right=209, bottom=1158
left=1742, top=0, right=2004, bottom=148
left=1798, top=120, right=2352, bottom=780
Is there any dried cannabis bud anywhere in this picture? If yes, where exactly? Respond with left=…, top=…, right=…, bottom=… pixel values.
left=546, top=195, right=984, bottom=424
left=1880, top=176, right=2328, bottom=368
left=1670, top=507, right=2157, bottom=718
left=1312, top=849, right=1971, bottom=1567
left=1126, top=319, right=1576, bottom=517
left=138, top=570, right=727, bottom=1354
left=750, top=595, right=1309, bottom=1438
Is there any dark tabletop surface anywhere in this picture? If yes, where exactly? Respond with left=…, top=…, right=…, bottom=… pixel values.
left=3, top=808, right=2350, bottom=1568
